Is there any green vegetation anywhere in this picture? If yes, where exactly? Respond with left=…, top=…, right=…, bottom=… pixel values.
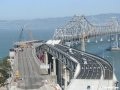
left=0, top=56, right=11, bottom=87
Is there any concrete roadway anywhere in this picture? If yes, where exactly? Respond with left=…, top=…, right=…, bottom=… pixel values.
left=54, top=44, right=113, bottom=80
left=17, top=47, right=46, bottom=89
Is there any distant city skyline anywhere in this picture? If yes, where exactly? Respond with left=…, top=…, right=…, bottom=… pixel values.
left=0, top=0, right=120, bottom=20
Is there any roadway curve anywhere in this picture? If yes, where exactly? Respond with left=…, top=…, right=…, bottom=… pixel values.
left=54, top=44, right=113, bottom=80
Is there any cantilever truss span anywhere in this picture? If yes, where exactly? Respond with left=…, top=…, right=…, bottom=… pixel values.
left=53, top=15, right=120, bottom=41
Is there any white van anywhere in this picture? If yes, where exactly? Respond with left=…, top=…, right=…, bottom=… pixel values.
left=69, top=48, right=73, bottom=54
left=83, top=58, right=87, bottom=64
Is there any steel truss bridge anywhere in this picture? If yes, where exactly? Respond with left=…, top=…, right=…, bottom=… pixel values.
left=53, top=15, right=120, bottom=41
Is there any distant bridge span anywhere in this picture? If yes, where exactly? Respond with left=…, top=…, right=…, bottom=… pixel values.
left=53, top=15, right=120, bottom=41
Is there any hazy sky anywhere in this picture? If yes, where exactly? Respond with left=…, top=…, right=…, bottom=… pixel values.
left=0, top=0, right=119, bottom=20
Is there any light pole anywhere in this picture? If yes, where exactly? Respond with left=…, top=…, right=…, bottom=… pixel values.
left=106, top=56, right=114, bottom=71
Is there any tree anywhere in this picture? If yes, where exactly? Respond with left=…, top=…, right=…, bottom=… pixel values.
left=0, top=56, right=11, bottom=87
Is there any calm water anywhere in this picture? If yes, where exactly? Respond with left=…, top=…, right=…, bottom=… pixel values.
left=0, top=29, right=53, bottom=57
left=0, top=30, right=120, bottom=88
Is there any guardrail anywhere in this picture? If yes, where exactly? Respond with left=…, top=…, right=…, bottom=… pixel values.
left=56, top=44, right=113, bottom=79
left=35, top=43, right=113, bottom=80
left=35, top=44, right=81, bottom=79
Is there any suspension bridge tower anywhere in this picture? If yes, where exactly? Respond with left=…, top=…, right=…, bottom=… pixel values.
left=80, top=32, right=86, bottom=52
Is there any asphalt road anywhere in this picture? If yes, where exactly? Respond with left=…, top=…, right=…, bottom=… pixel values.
left=17, top=47, right=45, bottom=89
left=54, top=44, right=113, bottom=80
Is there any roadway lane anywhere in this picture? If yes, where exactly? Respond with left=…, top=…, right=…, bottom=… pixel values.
left=54, top=44, right=113, bottom=80
left=17, top=47, right=46, bottom=89
left=54, top=44, right=101, bottom=79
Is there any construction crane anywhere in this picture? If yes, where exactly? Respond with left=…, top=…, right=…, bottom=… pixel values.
left=18, top=28, right=24, bottom=42
left=18, top=28, right=34, bottom=41
left=28, top=30, right=34, bottom=40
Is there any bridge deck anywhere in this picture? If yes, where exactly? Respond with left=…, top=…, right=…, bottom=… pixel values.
left=16, top=46, right=54, bottom=89
left=54, top=44, right=113, bottom=80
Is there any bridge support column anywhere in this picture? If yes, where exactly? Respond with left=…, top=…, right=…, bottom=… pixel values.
left=114, top=18, right=119, bottom=49
left=64, top=65, right=67, bottom=90
left=111, top=34, right=120, bottom=50
left=57, top=61, right=63, bottom=87
left=52, top=57, right=56, bottom=75
left=81, top=37, right=85, bottom=52
left=44, top=51, right=48, bottom=72
left=115, top=34, right=119, bottom=48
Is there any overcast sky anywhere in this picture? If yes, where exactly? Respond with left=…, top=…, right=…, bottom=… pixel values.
left=0, top=0, right=119, bottom=20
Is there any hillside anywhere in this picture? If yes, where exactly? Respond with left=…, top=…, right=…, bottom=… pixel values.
left=0, top=13, right=120, bottom=31
left=0, top=13, right=120, bottom=41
